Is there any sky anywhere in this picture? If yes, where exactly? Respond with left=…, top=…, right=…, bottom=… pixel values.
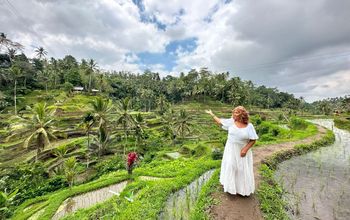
left=1, top=0, right=350, bottom=102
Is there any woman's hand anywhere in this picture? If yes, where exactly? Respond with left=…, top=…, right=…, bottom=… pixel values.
left=240, top=147, right=248, bottom=157
left=205, top=109, right=214, bottom=116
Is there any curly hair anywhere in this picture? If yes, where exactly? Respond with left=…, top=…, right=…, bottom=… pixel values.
left=232, top=106, right=249, bottom=124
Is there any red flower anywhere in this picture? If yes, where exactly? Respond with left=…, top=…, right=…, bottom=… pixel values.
left=127, top=152, right=138, bottom=167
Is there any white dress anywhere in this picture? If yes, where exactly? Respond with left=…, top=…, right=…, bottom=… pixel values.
left=219, top=117, right=259, bottom=196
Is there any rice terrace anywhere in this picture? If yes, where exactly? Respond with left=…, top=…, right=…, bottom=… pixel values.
left=0, top=0, right=350, bottom=220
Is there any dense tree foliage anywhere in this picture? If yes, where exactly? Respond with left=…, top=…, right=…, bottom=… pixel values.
left=0, top=33, right=309, bottom=114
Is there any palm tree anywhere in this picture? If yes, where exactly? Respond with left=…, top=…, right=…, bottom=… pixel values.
left=162, top=108, right=177, bottom=145
left=92, top=126, right=111, bottom=158
left=133, top=113, right=147, bottom=150
left=156, top=94, right=168, bottom=115
left=80, top=112, right=95, bottom=166
left=174, top=109, right=193, bottom=139
left=0, top=33, right=23, bottom=53
left=90, top=97, right=112, bottom=129
left=9, top=102, right=56, bottom=161
left=116, top=97, right=135, bottom=156
left=34, top=46, right=47, bottom=60
left=7, top=48, right=17, bottom=61
left=64, top=157, right=77, bottom=187
left=10, top=66, right=22, bottom=115
left=53, top=144, right=69, bottom=173
left=86, top=59, right=98, bottom=92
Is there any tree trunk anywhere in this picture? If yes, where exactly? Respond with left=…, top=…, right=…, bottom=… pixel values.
left=86, top=131, right=90, bottom=168
left=14, top=79, right=17, bottom=115
left=88, top=73, right=92, bottom=92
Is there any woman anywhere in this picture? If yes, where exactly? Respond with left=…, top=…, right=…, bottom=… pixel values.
left=205, top=106, right=258, bottom=196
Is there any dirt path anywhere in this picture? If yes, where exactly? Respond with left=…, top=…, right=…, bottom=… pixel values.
left=209, top=125, right=327, bottom=220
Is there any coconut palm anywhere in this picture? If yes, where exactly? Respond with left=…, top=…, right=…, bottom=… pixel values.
left=162, top=108, right=177, bottom=145
left=80, top=112, right=95, bottom=155
left=116, top=97, right=135, bottom=155
left=64, top=157, right=77, bottom=187
left=34, top=46, right=47, bottom=60
left=92, top=126, right=111, bottom=158
left=90, top=97, right=112, bottom=129
left=133, top=113, right=147, bottom=150
left=174, top=109, right=193, bottom=139
left=86, top=59, right=98, bottom=92
left=156, top=94, right=168, bottom=115
left=8, top=102, right=56, bottom=161
left=52, top=144, right=69, bottom=173
left=10, top=66, right=22, bottom=115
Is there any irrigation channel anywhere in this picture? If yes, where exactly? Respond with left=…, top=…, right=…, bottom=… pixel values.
left=275, top=119, right=350, bottom=220
left=158, top=169, right=215, bottom=220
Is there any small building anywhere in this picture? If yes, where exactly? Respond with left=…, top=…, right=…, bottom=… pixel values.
left=73, top=86, right=84, bottom=93
left=91, top=89, right=100, bottom=95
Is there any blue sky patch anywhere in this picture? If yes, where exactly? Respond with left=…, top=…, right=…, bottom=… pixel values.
left=136, top=37, right=197, bottom=71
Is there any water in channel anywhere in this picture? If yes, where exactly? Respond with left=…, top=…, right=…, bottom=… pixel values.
left=275, top=119, right=350, bottom=220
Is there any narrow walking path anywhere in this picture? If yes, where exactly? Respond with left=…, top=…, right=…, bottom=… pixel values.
left=209, top=125, right=327, bottom=220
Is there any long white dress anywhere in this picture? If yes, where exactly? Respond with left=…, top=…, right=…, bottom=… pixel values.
left=219, top=117, right=259, bottom=196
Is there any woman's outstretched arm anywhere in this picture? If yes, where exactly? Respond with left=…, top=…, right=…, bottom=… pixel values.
left=205, top=109, right=222, bottom=125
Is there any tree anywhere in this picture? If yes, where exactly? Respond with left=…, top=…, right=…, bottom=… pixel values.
left=92, top=126, right=111, bottom=158
left=80, top=112, right=95, bottom=166
left=8, top=102, right=56, bottom=161
left=156, top=94, right=169, bottom=115
left=133, top=113, right=147, bottom=150
left=162, top=108, right=177, bottom=145
left=86, top=59, right=98, bottom=92
left=64, top=157, right=77, bottom=187
left=52, top=144, right=69, bottom=173
left=34, top=46, right=47, bottom=60
left=9, top=66, right=22, bottom=115
left=174, top=109, right=193, bottom=139
left=116, top=97, right=135, bottom=155
left=90, top=97, right=112, bottom=130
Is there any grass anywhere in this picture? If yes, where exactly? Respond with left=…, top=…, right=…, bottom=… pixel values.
left=190, top=169, right=220, bottom=220
left=334, top=117, right=350, bottom=131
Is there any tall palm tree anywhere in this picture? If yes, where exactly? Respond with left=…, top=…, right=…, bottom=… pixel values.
left=8, top=102, right=56, bottom=161
left=133, top=113, right=147, bottom=150
left=7, top=48, right=17, bottom=61
left=34, top=46, right=47, bottom=60
left=87, top=59, right=98, bottom=92
left=90, top=97, right=112, bottom=129
left=10, top=66, right=22, bottom=115
left=174, top=109, right=193, bottom=139
left=92, top=126, right=111, bottom=158
left=0, top=33, right=23, bottom=53
left=80, top=112, right=95, bottom=167
left=156, top=94, right=168, bottom=115
left=116, top=97, right=135, bottom=156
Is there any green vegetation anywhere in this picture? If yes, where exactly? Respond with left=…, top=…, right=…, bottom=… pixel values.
left=334, top=117, right=350, bottom=131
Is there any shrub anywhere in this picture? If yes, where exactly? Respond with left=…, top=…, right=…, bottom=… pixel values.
left=211, top=148, right=223, bottom=160
left=191, top=144, right=209, bottom=157
left=289, top=117, right=308, bottom=130
left=94, top=155, right=124, bottom=178
left=179, top=145, right=191, bottom=155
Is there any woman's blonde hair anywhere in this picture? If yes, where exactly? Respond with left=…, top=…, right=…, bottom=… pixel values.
left=232, top=106, right=249, bottom=124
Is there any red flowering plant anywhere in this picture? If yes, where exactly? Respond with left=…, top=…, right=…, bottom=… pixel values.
left=126, top=152, right=138, bottom=175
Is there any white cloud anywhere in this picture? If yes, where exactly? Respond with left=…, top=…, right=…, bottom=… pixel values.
left=1, top=0, right=350, bottom=101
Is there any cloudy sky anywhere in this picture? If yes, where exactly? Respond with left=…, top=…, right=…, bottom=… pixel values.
left=1, top=0, right=350, bottom=102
